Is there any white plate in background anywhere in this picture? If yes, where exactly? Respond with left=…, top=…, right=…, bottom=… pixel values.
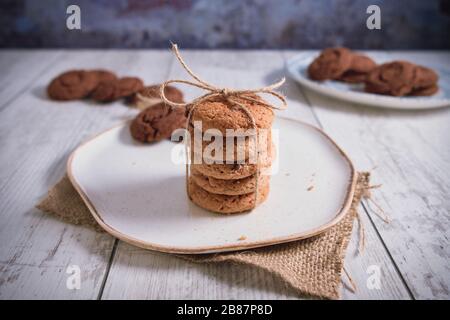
left=286, top=53, right=450, bottom=109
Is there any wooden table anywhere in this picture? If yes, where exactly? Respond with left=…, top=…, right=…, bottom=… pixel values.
left=0, top=50, right=449, bottom=300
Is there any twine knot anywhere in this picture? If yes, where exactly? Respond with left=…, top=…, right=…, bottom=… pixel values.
left=220, top=88, right=231, bottom=97
left=160, top=43, right=287, bottom=111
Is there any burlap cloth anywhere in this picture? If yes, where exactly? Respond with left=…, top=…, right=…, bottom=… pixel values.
left=37, top=172, right=371, bottom=299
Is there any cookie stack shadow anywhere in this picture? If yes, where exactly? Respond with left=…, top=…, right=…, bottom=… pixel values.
left=187, top=96, right=275, bottom=214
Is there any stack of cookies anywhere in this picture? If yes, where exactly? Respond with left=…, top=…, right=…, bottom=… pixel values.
left=188, top=95, right=274, bottom=214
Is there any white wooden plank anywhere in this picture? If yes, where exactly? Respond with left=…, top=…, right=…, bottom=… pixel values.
left=102, top=50, right=410, bottom=299
left=290, top=50, right=450, bottom=299
left=103, top=242, right=300, bottom=299
left=0, top=50, right=173, bottom=299
left=341, top=209, right=412, bottom=299
left=0, top=50, right=62, bottom=111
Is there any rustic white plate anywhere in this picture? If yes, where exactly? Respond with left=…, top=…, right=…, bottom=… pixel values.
left=68, top=117, right=356, bottom=254
left=286, top=53, right=450, bottom=110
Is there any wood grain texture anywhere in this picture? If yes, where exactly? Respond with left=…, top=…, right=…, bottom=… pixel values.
left=285, top=50, right=450, bottom=299
left=101, top=50, right=410, bottom=300
left=0, top=50, right=172, bottom=298
left=0, top=50, right=62, bottom=112
left=1, top=49, right=447, bottom=299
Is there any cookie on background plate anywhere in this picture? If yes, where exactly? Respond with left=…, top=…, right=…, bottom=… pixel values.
left=410, top=65, right=439, bottom=96
left=307, top=47, right=353, bottom=81
left=365, top=61, right=439, bottom=97
left=365, top=61, right=416, bottom=96
left=338, top=54, right=377, bottom=83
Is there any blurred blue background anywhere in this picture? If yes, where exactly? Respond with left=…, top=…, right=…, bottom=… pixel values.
left=1, top=0, right=449, bottom=49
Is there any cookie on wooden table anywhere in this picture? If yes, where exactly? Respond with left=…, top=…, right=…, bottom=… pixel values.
left=130, top=102, right=186, bottom=143
left=188, top=177, right=270, bottom=214
left=92, top=77, right=144, bottom=102
left=91, top=69, right=117, bottom=84
left=47, top=70, right=98, bottom=100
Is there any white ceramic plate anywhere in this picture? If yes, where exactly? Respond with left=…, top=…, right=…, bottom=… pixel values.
left=286, top=53, right=450, bottom=110
left=68, top=117, right=356, bottom=254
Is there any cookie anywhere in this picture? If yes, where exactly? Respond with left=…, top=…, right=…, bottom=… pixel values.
left=338, top=54, right=377, bottom=83
left=92, top=77, right=144, bottom=102
left=190, top=95, right=274, bottom=135
left=411, top=65, right=438, bottom=93
left=47, top=70, right=98, bottom=100
left=130, top=85, right=184, bottom=110
left=409, top=84, right=439, bottom=96
left=190, top=167, right=270, bottom=196
left=307, top=47, right=353, bottom=81
left=91, top=69, right=117, bottom=84
left=191, top=143, right=274, bottom=180
left=189, top=125, right=271, bottom=163
left=365, top=61, right=415, bottom=96
left=188, top=177, right=270, bottom=214
left=130, top=102, right=187, bottom=143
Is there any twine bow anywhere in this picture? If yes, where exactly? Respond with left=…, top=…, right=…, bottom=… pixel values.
left=160, top=43, right=287, bottom=209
